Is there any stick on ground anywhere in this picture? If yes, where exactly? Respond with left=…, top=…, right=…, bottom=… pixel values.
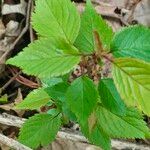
left=0, top=113, right=150, bottom=150
left=0, top=133, right=32, bottom=150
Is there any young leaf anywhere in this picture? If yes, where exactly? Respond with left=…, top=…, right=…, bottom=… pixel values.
left=98, top=78, right=126, bottom=116
left=32, top=0, right=80, bottom=43
left=96, top=105, right=150, bottom=138
left=7, top=39, right=81, bottom=78
left=66, top=76, right=98, bottom=123
left=80, top=113, right=111, bottom=150
left=112, top=58, right=150, bottom=116
left=19, top=114, right=61, bottom=149
left=75, top=0, right=113, bottom=53
left=111, top=25, right=150, bottom=62
left=15, top=88, right=50, bottom=110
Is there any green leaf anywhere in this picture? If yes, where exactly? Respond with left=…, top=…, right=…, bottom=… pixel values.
left=41, top=77, right=63, bottom=88
left=47, top=108, right=60, bottom=116
left=96, top=105, right=150, bottom=138
left=80, top=113, right=111, bottom=150
left=66, top=76, right=98, bottom=123
left=45, top=82, right=77, bottom=121
left=15, top=88, right=50, bottom=110
left=0, top=94, right=8, bottom=103
left=7, top=39, right=81, bottom=78
left=45, top=82, right=69, bottom=112
left=32, top=0, right=80, bottom=43
left=19, top=114, right=61, bottom=149
left=111, top=25, right=150, bottom=62
left=112, top=58, right=150, bottom=116
left=98, top=78, right=126, bottom=116
left=74, top=0, right=113, bottom=53
left=45, top=82, right=69, bottom=103
left=62, top=105, right=77, bottom=122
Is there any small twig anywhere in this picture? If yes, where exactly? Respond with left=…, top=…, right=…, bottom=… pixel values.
left=8, top=91, right=18, bottom=99
left=126, top=0, right=141, bottom=23
left=0, top=133, right=32, bottom=150
left=0, top=0, right=32, bottom=65
left=0, top=113, right=150, bottom=150
left=15, top=76, right=39, bottom=88
left=9, top=67, right=39, bottom=89
left=0, top=113, right=25, bottom=128
left=1, top=71, right=22, bottom=92
left=29, top=0, right=35, bottom=42
left=15, top=75, right=39, bottom=88
left=83, top=0, right=112, bottom=7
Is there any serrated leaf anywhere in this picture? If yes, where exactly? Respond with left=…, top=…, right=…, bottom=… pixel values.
left=75, top=0, right=113, bottom=53
left=98, top=78, right=126, bottom=116
left=15, top=88, right=50, bottom=110
left=7, top=39, right=81, bottom=78
left=80, top=113, right=111, bottom=150
left=112, top=58, right=150, bottom=116
left=111, top=25, right=150, bottom=62
left=19, top=114, right=61, bottom=149
left=45, top=82, right=69, bottom=103
left=32, top=0, right=80, bottom=43
left=96, top=105, right=150, bottom=138
left=45, top=82, right=76, bottom=121
left=45, top=82, right=69, bottom=113
left=66, top=76, right=98, bottom=123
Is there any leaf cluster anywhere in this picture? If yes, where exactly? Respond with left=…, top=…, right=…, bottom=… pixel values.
left=6, top=0, right=150, bottom=149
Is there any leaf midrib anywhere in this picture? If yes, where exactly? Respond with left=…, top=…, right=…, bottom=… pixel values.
left=20, top=115, right=55, bottom=146
left=45, top=0, right=72, bottom=44
left=101, top=106, right=147, bottom=136
left=113, top=62, right=150, bottom=91
left=21, top=54, right=80, bottom=61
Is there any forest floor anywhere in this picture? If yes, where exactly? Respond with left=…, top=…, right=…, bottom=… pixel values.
left=0, top=0, right=150, bottom=150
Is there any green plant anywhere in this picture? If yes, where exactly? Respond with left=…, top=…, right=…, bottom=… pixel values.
left=6, top=0, right=150, bottom=149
